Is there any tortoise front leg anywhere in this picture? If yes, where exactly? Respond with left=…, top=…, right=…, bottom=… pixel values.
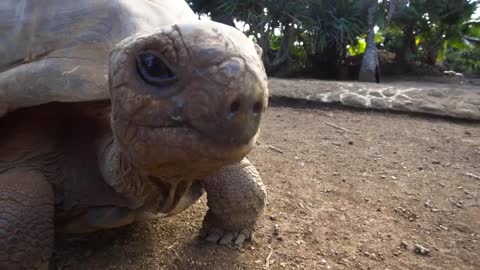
left=201, top=158, right=266, bottom=245
left=0, top=170, right=54, bottom=270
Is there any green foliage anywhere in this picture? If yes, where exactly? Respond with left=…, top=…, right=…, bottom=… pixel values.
left=446, top=47, right=480, bottom=73
left=464, top=20, right=480, bottom=38
left=349, top=39, right=367, bottom=56
left=188, top=0, right=480, bottom=77
left=300, top=0, right=368, bottom=56
left=444, top=17, right=480, bottom=74
left=348, top=34, right=383, bottom=56
left=383, top=27, right=404, bottom=50
left=387, top=0, right=479, bottom=64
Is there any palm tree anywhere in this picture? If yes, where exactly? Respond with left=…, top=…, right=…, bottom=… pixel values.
left=190, top=0, right=304, bottom=73
left=421, top=0, right=477, bottom=65
left=359, top=0, right=380, bottom=82
left=300, top=0, right=367, bottom=78
left=386, top=0, right=409, bottom=25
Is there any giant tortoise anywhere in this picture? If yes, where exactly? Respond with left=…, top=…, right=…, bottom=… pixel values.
left=0, top=0, right=268, bottom=269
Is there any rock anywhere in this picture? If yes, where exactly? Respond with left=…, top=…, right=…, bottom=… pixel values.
left=268, top=78, right=480, bottom=120
left=400, top=241, right=409, bottom=249
left=368, top=91, right=383, bottom=98
left=273, top=224, right=280, bottom=236
left=357, top=89, right=368, bottom=96
left=326, top=92, right=342, bottom=103
left=443, top=70, right=456, bottom=77
left=382, top=89, right=397, bottom=97
left=390, top=100, right=411, bottom=111
left=414, top=244, right=430, bottom=255
left=454, top=108, right=479, bottom=120
left=419, top=103, right=445, bottom=114
left=452, top=201, right=464, bottom=208
left=341, top=94, right=368, bottom=107
left=395, top=94, right=411, bottom=102
left=427, top=89, right=445, bottom=98
left=370, top=97, right=389, bottom=109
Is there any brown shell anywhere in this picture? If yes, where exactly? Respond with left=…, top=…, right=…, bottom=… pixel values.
left=0, top=0, right=196, bottom=117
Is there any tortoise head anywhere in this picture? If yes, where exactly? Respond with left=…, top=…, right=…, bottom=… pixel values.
left=108, top=21, right=268, bottom=181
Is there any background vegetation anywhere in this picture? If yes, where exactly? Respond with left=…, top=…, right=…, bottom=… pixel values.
left=188, top=0, right=480, bottom=81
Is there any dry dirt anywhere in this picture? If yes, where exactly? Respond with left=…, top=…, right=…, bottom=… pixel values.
left=54, top=82, right=480, bottom=270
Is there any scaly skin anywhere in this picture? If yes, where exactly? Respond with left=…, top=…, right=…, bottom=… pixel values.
left=0, top=170, right=53, bottom=270
left=200, top=158, right=267, bottom=245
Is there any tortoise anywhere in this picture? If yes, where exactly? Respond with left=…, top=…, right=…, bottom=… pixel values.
left=0, top=0, right=268, bottom=269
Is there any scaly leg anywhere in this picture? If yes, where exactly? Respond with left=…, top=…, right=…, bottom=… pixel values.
left=0, top=170, right=54, bottom=270
left=201, top=158, right=266, bottom=245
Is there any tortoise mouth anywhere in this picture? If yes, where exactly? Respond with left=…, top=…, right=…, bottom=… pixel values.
left=141, top=123, right=257, bottom=161
left=114, top=119, right=256, bottom=174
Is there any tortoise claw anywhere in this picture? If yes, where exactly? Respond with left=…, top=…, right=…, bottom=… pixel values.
left=200, top=227, right=251, bottom=245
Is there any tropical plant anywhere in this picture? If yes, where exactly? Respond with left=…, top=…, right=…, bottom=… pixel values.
left=386, top=0, right=479, bottom=65
left=444, top=18, right=480, bottom=74
left=189, top=0, right=480, bottom=78
left=359, top=0, right=380, bottom=82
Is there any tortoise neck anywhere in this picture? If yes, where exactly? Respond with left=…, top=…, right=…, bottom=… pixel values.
left=97, top=137, right=197, bottom=214
left=97, top=136, right=159, bottom=210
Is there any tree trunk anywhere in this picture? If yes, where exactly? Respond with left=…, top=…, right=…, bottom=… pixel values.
left=256, top=23, right=271, bottom=67
left=387, top=0, right=408, bottom=24
left=359, top=1, right=380, bottom=83
left=265, top=21, right=293, bottom=74
left=398, top=25, right=416, bottom=64
left=423, top=26, right=445, bottom=65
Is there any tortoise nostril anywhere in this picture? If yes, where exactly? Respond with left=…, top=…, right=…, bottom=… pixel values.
left=253, top=102, right=263, bottom=115
left=229, top=100, right=241, bottom=116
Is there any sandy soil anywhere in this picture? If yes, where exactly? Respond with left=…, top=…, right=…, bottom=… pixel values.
left=53, top=83, right=480, bottom=270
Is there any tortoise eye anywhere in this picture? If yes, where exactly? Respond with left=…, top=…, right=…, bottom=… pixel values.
left=136, top=52, right=176, bottom=86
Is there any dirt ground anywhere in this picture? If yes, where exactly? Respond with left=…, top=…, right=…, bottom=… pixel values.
left=54, top=81, right=480, bottom=270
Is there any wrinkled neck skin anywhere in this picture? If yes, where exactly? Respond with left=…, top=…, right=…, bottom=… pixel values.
left=96, top=130, right=225, bottom=214
left=97, top=134, right=193, bottom=214
left=97, top=135, right=158, bottom=210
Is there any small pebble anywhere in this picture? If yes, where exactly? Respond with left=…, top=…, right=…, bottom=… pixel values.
left=414, top=244, right=430, bottom=255
left=439, top=225, right=448, bottom=231
left=273, top=224, right=280, bottom=236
